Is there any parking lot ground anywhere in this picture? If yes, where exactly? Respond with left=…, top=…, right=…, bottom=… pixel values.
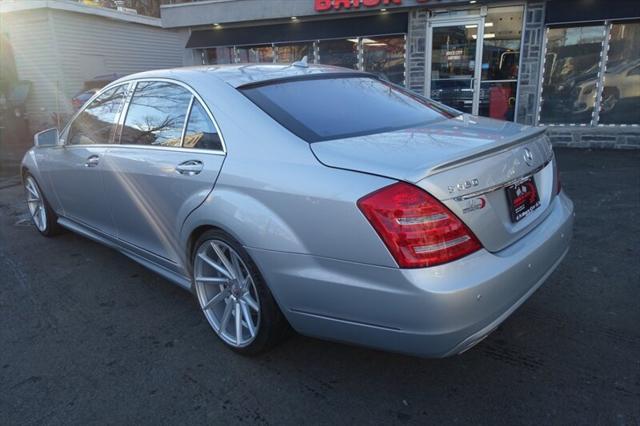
left=1, top=148, right=639, bottom=425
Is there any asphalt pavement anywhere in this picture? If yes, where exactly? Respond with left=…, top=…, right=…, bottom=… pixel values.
left=1, top=148, right=639, bottom=425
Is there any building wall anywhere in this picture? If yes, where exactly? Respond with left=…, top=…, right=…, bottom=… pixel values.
left=515, top=1, right=545, bottom=126
left=406, top=9, right=428, bottom=95
left=1, top=7, right=189, bottom=134
left=1, top=9, right=61, bottom=133
left=50, top=8, right=188, bottom=122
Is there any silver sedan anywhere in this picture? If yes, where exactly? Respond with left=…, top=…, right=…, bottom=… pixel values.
left=21, top=64, right=574, bottom=357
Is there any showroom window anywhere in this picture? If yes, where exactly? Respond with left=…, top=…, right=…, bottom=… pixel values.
left=362, top=35, right=406, bottom=85
left=317, top=38, right=358, bottom=69
left=538, top=20, right=640, bottom=126
left=236, top=45, right=275, bottom=63
left=206, top=47, right=234, bottom=65
left=598, top=21, right=640, bottom=125
left=275, top=42, right=315, bottom=63
left=201, top=34, right=406, bottom=86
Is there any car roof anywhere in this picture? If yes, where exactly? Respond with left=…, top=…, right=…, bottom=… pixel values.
left=111, top=63, right=360, bottom=89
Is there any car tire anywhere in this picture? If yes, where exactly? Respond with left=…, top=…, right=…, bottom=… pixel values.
left=192, top=229, right=289, bottom=355
left=24, top=173, right=63, bottom=237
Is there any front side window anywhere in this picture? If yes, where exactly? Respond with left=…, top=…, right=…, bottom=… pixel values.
left=183, top=99, right=223, bottom=151
left=68, top=85, right=127, bottom=145
left=241, top=75, right=458, bottom=142
left=120, top=81, right=192, bottom=146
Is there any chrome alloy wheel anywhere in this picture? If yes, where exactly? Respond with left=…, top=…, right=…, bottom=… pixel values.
left=194, top=239, right=261, bottom=348
left=25, top=176, right=47, bottom=232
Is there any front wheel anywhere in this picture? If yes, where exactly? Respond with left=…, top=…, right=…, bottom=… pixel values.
left=192, top=230, right=289, bottom=355
left=24, top=174, right=62, bottom=237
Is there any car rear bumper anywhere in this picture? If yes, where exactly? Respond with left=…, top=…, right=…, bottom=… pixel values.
left=247, top=192, right=574, bottom=357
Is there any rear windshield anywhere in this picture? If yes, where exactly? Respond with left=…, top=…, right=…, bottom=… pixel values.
left=240, top=75, right=459, bottom=142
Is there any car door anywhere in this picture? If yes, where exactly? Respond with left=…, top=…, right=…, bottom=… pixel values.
left=42, top=83, right=129, bottom=235
left=103, top=80, right=226, bottom=270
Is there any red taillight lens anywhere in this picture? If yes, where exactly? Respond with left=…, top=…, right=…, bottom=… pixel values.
left=357, top=182, right=482, bottom=268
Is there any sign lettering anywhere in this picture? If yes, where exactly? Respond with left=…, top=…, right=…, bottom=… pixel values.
left=314, top=0, right=402, bottom=12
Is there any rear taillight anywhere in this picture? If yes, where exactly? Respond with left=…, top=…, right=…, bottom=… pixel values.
left=357, top=182, right=482, bottom=268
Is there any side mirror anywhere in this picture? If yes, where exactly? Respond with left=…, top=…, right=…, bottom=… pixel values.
left=33, top=128, right=59, bottom=147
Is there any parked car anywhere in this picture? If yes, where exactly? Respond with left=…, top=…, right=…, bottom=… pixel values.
left=71, top=88, right=99, bottom=111
left=22, top=64, right=574, bottom=357
left=71, top=73, right=128, bottom=110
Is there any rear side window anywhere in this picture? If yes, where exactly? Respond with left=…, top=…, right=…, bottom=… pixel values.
left=240, top=76, right=458, bottom=142
left=121, top=81, right=191, bottom=147
left=68, top=85, right=127, bottom=145
left=183, top=99, right=223, bottom=151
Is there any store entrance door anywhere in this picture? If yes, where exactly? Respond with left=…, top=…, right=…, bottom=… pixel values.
left=427, top=17, right=484, bottom=115
left=426, top=6, right=523, bottom=120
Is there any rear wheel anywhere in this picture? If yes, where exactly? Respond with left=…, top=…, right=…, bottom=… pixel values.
left=192, top=229, right=288, bottom=355
left=24, top=174, right=62, bottom=237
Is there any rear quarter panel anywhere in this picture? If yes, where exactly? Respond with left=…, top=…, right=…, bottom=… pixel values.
left=179, top=76, right=397, bottom=268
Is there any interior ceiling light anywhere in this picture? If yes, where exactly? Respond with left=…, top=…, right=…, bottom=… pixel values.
left=472, top=33, right=496, bottom=39
left=465, top=22, right=492, bottom=29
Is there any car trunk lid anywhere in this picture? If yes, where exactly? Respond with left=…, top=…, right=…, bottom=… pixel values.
left=310, top=115, right=556, bottom=252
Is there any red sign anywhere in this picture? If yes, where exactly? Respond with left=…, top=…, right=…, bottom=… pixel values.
left=315, top=0, right=402, bottom=12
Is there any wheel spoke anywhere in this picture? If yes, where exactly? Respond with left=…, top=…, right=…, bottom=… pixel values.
left=241, top=275, right=250, bottom=290
left=210, top=242, right=236, bottom=279
left=219, top=301, right=232, bottom=333
left=234, top=302, right=242, bottom=345
left=196, top=276, right=229, bottom=284
left=198, top=253, right=233, bottom=280
left=241, top=301, right=256, bottom=338
left=243, top=293, right=259, bottom=312
left=39, top=207, right=46, bottom=229
left=231, top=253, right=243, bottom=282
left=203, top=291, right=227, bottom=310
left=31, top=205, right=40, bottom=218
left=26, top=182, right=38, bottom=198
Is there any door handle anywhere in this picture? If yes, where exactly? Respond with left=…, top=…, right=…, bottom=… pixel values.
left=176, top=160, right=203, bottom=176
left=85, top=155, right=100, bottom=168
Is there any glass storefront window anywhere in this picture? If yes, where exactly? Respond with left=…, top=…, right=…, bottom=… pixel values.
left=275, top=42, right=315, bottom=63
left=599, top=21, right=640, bottom=125
left=317, top=39, right=358, bottom=69
left=539, top=26, right=605, bottom=125
left=479, top=6, right=523, bottom=121
left=362, top=35, right=406, bottom=86
left=205, top=47, right=234, bottom=65
left=236, top=45, right=274, bottom=63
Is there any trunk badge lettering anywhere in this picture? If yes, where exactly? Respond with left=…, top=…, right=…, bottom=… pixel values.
left=448, top=179, right=479, bottom=194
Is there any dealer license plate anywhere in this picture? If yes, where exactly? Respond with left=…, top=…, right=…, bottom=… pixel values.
left=505, top=177, right=540, bottom=223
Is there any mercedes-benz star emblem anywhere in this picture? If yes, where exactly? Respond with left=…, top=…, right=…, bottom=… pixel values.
left=523, top=147, right=534, bottom=166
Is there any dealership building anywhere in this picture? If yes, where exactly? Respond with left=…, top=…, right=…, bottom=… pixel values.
left=161, top=0, right=640, bottom=149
